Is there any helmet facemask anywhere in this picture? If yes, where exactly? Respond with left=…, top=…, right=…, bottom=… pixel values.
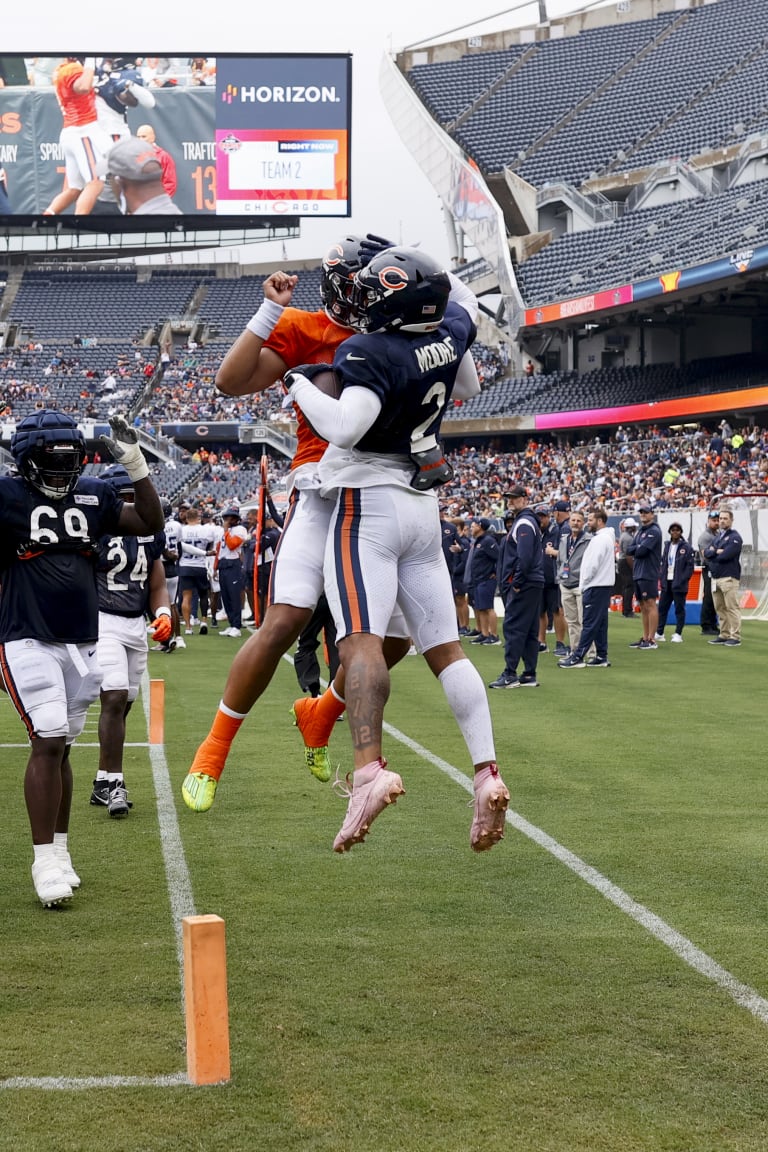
left=22, top=443, right=86, bottom=500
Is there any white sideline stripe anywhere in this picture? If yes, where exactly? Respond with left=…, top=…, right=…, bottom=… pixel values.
left=0, top=1074, right=189, bottom=1091
left=285, top=651, right=768, bottom=1024
left=383, top=719, right=768, bottom=1026
left=139, top=670, right=197, bottom=983
left=0, top=673, right=195, bottom=1092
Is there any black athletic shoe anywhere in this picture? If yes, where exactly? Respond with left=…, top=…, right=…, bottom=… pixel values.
left=89, top=779, right=109, bottom=806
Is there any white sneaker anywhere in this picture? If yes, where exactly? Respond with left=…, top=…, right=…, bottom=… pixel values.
left=220, top=627, right=233, bottom=637
left=654, top=633, right=666, bottom=642
left=32, top=858, right=73, bottom=907
left=228, top=627, right=241, bottom=637
left=174, top=635, right=187, bottom=649
left=216, top=608, right=228, bottom=621
left=54, top=846, right=81, bottom=889
left=242, top=605, right=253, bottom=620
left=184, top=628, right=193, bottom=636
left=671, top=633, right=683, bottom=643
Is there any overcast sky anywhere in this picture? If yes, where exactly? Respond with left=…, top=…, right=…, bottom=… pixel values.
left=12, top=0, right=614, bottom=266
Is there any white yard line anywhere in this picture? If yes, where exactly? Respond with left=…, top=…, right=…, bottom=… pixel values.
left=384, top=718, right=768, bottom=1026
left=0, top=671, right=194, bottom=1092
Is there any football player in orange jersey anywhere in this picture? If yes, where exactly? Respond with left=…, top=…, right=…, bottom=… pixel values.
left=42, top=57, right=112, bottom=216
left=182, top=235, right=413, bottom=812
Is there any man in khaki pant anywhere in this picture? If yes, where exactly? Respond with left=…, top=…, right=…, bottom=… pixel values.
left=703, top=507, right=743, bottom=647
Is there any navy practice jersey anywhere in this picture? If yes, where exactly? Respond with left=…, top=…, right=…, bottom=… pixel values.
left=332, top=301, right=476, bottom=455
left=0, top=475, right=123, bottom=644
left=96, top=530, right=166, bottom=617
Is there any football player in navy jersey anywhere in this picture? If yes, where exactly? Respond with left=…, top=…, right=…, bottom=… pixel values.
left=90, top=465, right=172, bottom=818
left=284, top=247, right=509, bottom=855
left=0, top=411, right=163, bottom=907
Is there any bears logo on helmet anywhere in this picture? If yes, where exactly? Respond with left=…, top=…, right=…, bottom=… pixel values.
left=353, top=247, right=451, bottom=334
left=320, top=234, right=366, bottom=330
left=11, top=410, right=86, bottom=501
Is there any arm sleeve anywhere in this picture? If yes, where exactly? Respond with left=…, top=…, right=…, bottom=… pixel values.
left=452, top=351, right=481, bottom=400
left=289, top=379, right=382, bottom=449
left=129, top=81, right=156, bottom=108
left=447, top=273, right=479, bottom=322
left=181, top=541, right=208, bottom=557
left=266, top=494, right=284, bottom=528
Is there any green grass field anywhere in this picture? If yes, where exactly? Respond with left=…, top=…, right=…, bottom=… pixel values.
left=2, top=615, right=768, bottom=1151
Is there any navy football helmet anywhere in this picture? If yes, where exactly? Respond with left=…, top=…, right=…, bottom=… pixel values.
left=353, top=247, right=451, bottom=334
left=11, top=411, right=86, bottom=500
left=320, top=234, right=366, bottom=329
left=100, top=464, right=134, bottom=499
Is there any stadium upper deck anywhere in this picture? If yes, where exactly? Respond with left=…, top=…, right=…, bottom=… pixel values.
left=394, top=0, right=768, bottom=377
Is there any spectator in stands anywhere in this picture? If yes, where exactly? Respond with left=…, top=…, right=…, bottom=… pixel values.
left=698, top=509, right=721, bottom=636
left=489, top=486, right=543, bottom=689
left=655, top=522, right=695, bottom=644
left=626, top=503, right=662, bottom=650
left=98, top=136, right=182, bottom=216
left=559, top=507, right=615, bottom=669
left=556, top=508, right=590, bottom=655
left=704, top=507, right=743, bottom=647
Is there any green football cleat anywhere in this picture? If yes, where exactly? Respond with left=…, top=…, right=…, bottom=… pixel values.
left=182, top=771, right=218, bottom=812
left=291, top=703, right=333, bottom=783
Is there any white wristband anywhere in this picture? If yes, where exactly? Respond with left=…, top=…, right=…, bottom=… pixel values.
left=154, top=606, right=172, bottom=619
left=246, top=300, right=285, bottom=340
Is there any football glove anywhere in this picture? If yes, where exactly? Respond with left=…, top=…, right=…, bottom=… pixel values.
left=99, top=416, right=149, bottom=482
left=150, top=609, right=173, bottom=644
left=359, top=233, right=395, bottom=266
left=282, top=363, right=334, bottom=406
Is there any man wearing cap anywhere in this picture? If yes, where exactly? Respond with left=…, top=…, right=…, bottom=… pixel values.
left=626, top=503, right=662, bottom=650
left=655, top=523, right=695, bottom=643
left=697, top=509, right=721, bottom=635
left=100, top=135, right=181, bottom=215
left=617, top=517, right=638, bottom=618
left=467, top=518, right=500, bottom=645
left=217, top=508, right=248, bottom=638
left=489, top=486, right=544, bottom=688
left=553, top=500, right=571, bottom=542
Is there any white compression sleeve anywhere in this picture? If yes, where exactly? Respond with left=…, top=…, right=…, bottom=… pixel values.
left=447, top=272, right=479, bottom=322
left=438, top=659, right=497, bottom=766
left=290, top=380, right=382, bottom=448
left=452, top=351, right=482, bottom=400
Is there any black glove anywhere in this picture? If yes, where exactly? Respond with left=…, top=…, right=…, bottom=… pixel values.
left=283, top=363, right=334, bottom=389
left=359, top=233, right=395, bottom=266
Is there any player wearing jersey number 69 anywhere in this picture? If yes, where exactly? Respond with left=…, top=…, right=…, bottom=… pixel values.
left=284, top=246, right=510, bottom=854
left=0, top=412, right=163, bottom=907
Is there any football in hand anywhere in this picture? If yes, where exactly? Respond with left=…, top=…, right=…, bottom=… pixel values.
left=308, top=369, right=342, bottom=399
